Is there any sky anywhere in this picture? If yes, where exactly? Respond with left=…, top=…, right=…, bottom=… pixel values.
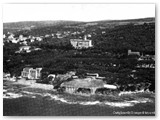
left=2, top=4, right=155, bottom=23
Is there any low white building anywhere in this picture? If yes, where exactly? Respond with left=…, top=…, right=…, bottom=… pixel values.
left=11, top=39, right=18, bottom=43
left=19, top=46, right=31, bottom=53
left=36, top=37, right=43, bottom=41
left=128, top=50, right=140, bottom=56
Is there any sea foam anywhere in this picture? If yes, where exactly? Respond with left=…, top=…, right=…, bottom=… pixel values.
left=3, top=89, right=154, bottom=108
left=3, top=92, right=23, bottom=99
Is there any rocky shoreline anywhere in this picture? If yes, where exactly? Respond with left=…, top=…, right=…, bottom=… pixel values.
left=3, top=79, right=155, bottom=97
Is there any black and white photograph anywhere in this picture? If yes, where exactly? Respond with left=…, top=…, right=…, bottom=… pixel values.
left=3, top=3, right=155, bottom=116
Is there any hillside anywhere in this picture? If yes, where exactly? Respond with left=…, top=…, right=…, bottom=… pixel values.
left=3, top=17, right=155, bottom=92
left=3, top=17, right=154, bottom=32
left=3, top=20, right=82, bottom=30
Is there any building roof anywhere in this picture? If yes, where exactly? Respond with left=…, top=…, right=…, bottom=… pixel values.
left=61, top=78, right=105, bottom=88
left=23, top=67, right=32, bottom=72
left=70, top=39, right=92, bottom=42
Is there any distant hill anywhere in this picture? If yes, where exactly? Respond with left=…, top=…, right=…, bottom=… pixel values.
left=3, top=20, right=83, bottom=30
left=74, top=17, right=154, bottom=29
left=3, top=17, right=155, bottom=30
left=91, top=17, right=155, bottom=24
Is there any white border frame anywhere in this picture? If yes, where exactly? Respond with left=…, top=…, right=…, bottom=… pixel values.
left=1, top=0, right=159, bottom=120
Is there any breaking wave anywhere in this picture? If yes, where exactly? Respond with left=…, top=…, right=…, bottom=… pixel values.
left=118, top=90, right=154, bottom=96
left=45, top=93, right=153, bottom=108
left=3, top=92, right=23, bottom=99
left=3, top=88, right=154, bottom=108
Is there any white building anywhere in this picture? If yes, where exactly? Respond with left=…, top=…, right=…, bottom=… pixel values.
left=128, top=50, right=140, bottom=56
left=18, top=35, right=27, bottom=42
left=3, top=34, right=6, bottom=38
left=36, top=37, right=43, bottom=41
left=70, top=35, right=93, bottom=49
left=8, top=34, right=14, bottom=40
left=19, top=46, right=31, bottom=53
left=11, top=39, right=18, bottom=44
left=21, top=67, right=42, bottom=79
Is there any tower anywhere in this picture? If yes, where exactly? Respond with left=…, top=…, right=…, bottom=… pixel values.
left=84, top=35, right=87, bottom=40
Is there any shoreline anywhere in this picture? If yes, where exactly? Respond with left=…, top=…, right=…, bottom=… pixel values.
left=3, top=79, right=155, bottom=113
left=4, top=79, right=155, bottom=96
left=4, top=79, right=54, bottom=91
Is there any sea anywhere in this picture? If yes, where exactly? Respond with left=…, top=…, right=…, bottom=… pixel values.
left=3, top=80, right=155, bottom=116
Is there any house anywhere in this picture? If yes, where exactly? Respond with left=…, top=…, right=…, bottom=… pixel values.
left=3, top=34, right=6, bottom=38
left=18, top=35, right=27, bottom=41
left=60, top=78, right=117, bottom=95
left=70, top=35, right=93, bottom=49
left=136, top=64, right=155, bottom=68
left=30, top=39, right=35, bottom=42
left=102, top=31, right=106, bottom=34
left=8, top=34, right=14, bottom=40
left=11, top=39, right=18, bottom=44
left=16, top=46, right=42, bottom=53
left=36, top=37, right=43, bottom=41
left=45, top=34, right=50, bottom=38
left=87, top=34, right=92, bottom=37
left=56, top=33, right=62, bottom=38
left=19, top=35, right=23, bottom=40
left=21, top=67, right=42, bottom=79
left=19, top=46, right=31, bottom=53
left=138, top=55, right=155, bottom=61
left=128, top=50, right=140, bottom=56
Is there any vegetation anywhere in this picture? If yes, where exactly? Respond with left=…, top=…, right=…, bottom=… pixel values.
left=3, top=18, right=155, bottom=92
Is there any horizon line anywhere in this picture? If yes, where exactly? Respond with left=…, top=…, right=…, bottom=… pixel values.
left=3, top=17, right=155, bottom=24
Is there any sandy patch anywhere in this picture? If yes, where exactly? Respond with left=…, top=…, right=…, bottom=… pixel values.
left=12, top=79, right=54, bottom=90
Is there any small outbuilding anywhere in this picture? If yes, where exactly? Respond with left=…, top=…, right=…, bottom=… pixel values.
left=19, top=46, right=31, bottom=53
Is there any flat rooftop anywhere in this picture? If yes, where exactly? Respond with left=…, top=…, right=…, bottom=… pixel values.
left=61, top=78, right=105, bottom=88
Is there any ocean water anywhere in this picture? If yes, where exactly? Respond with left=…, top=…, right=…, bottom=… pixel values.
left=3, top=81, right=155, bottom=116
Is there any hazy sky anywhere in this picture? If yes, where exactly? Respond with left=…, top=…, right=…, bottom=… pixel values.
left=3, top=4, right=155, bottom=23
